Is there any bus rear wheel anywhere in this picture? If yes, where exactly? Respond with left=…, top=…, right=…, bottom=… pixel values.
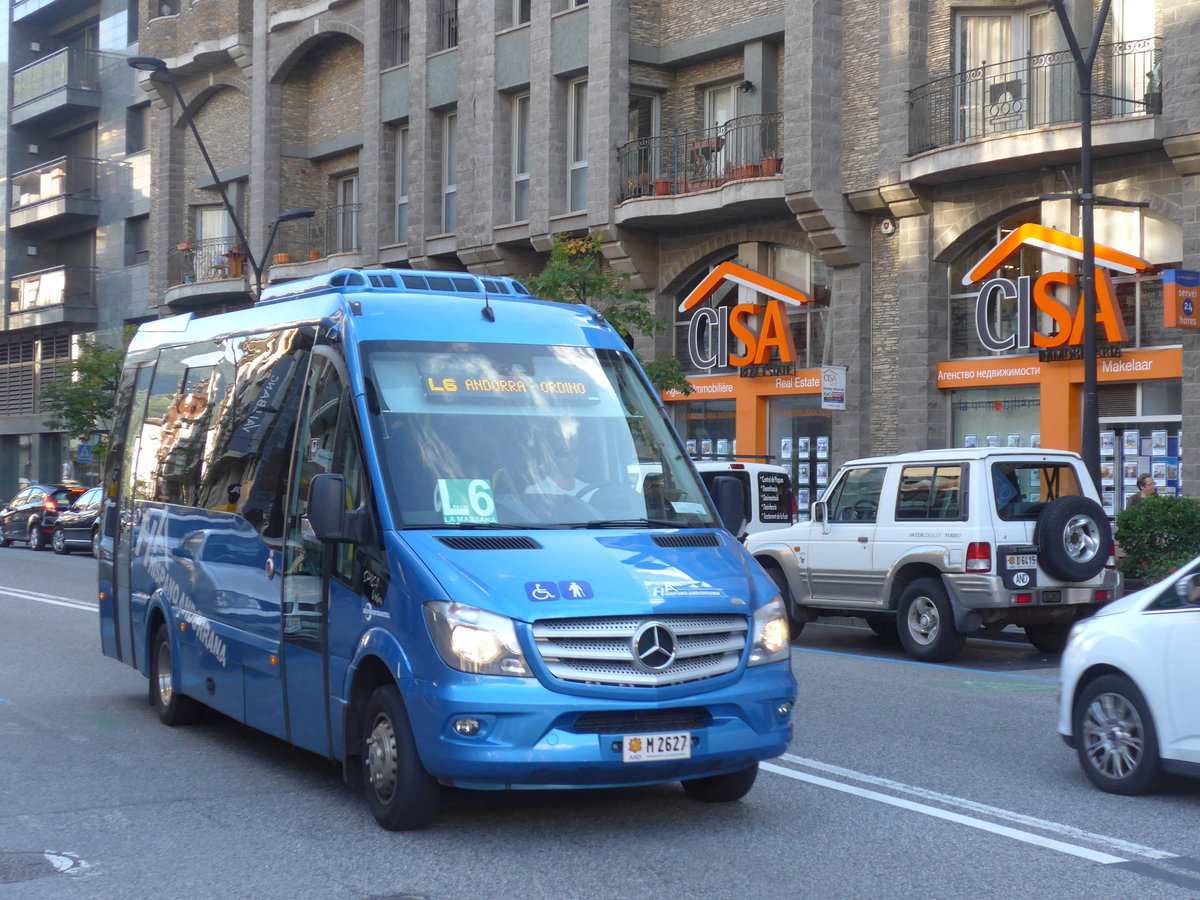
left=150, top=624, right=203, bottom=726
left=363, top=684, right=440, bottom=830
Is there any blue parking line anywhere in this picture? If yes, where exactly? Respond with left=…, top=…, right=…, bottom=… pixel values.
left=790, top=645, right=1060, bottom=683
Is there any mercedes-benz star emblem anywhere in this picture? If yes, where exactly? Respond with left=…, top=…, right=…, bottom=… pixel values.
left=632, top=621, right=677, bottom=671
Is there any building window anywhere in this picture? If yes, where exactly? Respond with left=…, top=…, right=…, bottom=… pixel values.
left=568, top=79, right=588, bottom=212
left=442, top=113, right=457, bottom=233
left=513, top=0, right=531, bottom=25
left=434, top=0, right=458, bottom=51
left=125, top=215, right=149, bottom=266
left=382, top=0, right=410, bottom=67
left=126, top=103, right=150, bottom=154
left=512, top=94, right=530, bottom=222
left=395, top=127, right=410, bottom=243
left=336, top=174, right=360, bottom=252
left=126, top=0, right=139, bottom=42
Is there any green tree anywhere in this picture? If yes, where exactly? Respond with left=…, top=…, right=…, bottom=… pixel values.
left=524, top=232, right=693, bottom=395
left=1115, top=493, right=1200, bottom=584
left=40, top=328, right=132, bottom=461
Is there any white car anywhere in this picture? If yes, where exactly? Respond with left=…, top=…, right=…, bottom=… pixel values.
left=1058, top=560, right=1200, bottom=793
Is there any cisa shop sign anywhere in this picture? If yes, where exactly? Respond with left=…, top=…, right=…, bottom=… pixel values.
left=677, top=262, right=812, bottom=377
left=964, top=223, right=1152, bottom=361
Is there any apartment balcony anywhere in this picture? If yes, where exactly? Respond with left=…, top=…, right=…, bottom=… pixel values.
left=7, top=266, right=98, bottom=331
left=267, top=204, right=363, bottom=280
left=9, top=157, right=100, bottom=236
left=162, top=237, right=251, bottom=308
left=905, top=38, right=1162, bottom=185
left=615, top=114, right=786, bottom=228
left=11, top=48, right=103, bottom=127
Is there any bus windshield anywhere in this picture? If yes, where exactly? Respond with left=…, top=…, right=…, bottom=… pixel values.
left=362, top=340, right=718, bottom=529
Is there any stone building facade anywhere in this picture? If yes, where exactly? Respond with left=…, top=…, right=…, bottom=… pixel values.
left=5, top=0, right=1200, bottom=508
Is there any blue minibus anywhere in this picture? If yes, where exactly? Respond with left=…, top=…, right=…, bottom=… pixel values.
left=99, top=268, right=796, bottom=829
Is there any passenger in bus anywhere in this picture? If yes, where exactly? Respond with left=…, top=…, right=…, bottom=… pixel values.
left=525, top=440, right=587, bottom=496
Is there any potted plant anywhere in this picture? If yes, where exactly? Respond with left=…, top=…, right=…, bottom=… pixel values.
left=175, top=241, right=194, bottom=251
left=308, top=250, right=321, bottom=261
left=273, top=252, right=292, bottom=265
left=731, top=162, right=761, bottom=180
left=1144, top=63, right=1162, bottom=115
left=760, top=155, right=782, bottom=176
left=654, top=177, right=671, bottom=196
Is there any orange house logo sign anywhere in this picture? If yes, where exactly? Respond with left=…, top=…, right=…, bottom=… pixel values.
left=965, top=223, right=1152, bottom=356
left=678, top=262, right=811, bottom=375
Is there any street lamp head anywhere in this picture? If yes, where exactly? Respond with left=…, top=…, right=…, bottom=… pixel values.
left=276, top=208, right=316, bottom=223
left=127, top=55, right=170, bottom=73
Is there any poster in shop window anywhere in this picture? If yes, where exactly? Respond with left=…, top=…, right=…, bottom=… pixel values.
left=1152, top=460, right=1168, bottom=483
left=1030, top=434, right=1040, bottom=448
left=1151, top=430, right=1168, bottom=455
left=1100, top=431, right=1115, bottom=457
left=1123, top=429, right=1140, bottom=455
left=1099, top=461, right=1114, bottom=486
left=816, top=463, right=829, bottom=485
left=1007, top=434, right=1021, bottom=448
left=964, top=434, right=978, bottom=448
left=716, top=439, right=730, bottom=456
left=1102, top=491, right=1115, bottom=515
left=816, top=436, right=829, bottom=459
left=686, top=439, right=696, bottom=456
left=986, top=434, right=1000, bottom=447
left=798, top=437, right=811, bottom=457
left=798, top=463, right=810, bottom=483
left=781, top=437, right=793, bottom=460
left=1123, top=461, right=1139, bottom=483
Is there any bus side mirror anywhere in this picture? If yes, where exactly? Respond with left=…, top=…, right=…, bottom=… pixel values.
left=308, top=473, right=349, bottom=543
left=712, top=475, right=747, bottom=539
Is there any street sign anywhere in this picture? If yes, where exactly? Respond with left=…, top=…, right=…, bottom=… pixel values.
left=77, top=444, right=92, bottom=464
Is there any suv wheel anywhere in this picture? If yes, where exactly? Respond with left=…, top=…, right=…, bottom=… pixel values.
left=1025, top=622, right=1072, bottom=654
left=1035, top=496, right=1111, bottom=582
left=897, top=577, right=966, bottom=662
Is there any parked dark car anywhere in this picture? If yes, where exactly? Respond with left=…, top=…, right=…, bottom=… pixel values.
left=0, top=483, right=87, bottom=551
left=51, top=486, right=104, bottom=557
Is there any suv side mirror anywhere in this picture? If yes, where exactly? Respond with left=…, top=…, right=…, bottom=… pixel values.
left=711, top=474, right=747, bottom=539
left=812, top=499, right=830, bottom=534
left=1175, top=572, right=1200, bottom=607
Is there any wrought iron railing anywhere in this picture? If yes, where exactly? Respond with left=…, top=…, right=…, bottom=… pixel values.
left=8, top=266, right=97, bottom=315
left=909, top=37, right=1161, bottom=155
left=12, top=48, right=102, bottom=108
left=382, top=0, right=411, bottom=66
left=10, top=157, right=99, bottom=209
left=167, top=237, right=249, bottom=288
left=268, top=204, right=363, bottom=264
left=617, top=113, right=783, bottom=202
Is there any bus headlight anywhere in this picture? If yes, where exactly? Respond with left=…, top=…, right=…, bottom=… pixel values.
left=748, top=597, right=791, bottom=666
left=424, top=601, right=532, bottom=677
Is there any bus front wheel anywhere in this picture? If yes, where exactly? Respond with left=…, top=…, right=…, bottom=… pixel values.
left=150, top=624, right=203, bottom=726
left=363, top=684, right=440, bottom=830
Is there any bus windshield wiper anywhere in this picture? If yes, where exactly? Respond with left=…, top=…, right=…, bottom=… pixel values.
left=573, top=518, right=685, bottom=529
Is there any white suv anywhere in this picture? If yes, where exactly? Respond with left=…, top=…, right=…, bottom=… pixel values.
left=745, top=448, right=1120, bottom=662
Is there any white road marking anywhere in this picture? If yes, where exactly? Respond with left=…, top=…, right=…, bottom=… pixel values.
left=0, top=586, right=96, bottom=611
left=762, top=761, right=1126, bottom=864
left=780, top=754, right=1177, bottom=860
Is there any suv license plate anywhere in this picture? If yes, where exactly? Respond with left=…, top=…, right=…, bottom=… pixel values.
left=1007, top=554, right=1038, bottom=569
left=622, top=732, right=692, bottom=763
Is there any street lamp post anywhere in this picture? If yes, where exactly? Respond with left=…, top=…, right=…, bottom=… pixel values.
left=127, top=55, right=314, bottom=298
left=1047, top=0, right=1113, bottom=493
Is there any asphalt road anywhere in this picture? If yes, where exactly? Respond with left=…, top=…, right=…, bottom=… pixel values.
left=3, top=545, right=1200, bottom=899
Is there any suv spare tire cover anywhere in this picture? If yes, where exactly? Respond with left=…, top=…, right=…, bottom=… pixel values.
left=1033, top=495, right=1111, bottom=582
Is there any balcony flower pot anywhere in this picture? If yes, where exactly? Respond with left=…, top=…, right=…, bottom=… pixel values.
left=731, top=164, right=761, bottom=180
left=761, top=156, right=782, bottom=176
left=273, top=252, right=291, bottom=265
left=1143, top=91, right=1162, bottom=115
left=175, top=242, right=193, bottom=251
left=308, top=250, right=321, bottom=261
left=654, top=178, right=671, bottom=196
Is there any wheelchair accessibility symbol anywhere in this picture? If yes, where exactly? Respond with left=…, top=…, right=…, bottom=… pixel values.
left=526, top=582, right=559, bottom=602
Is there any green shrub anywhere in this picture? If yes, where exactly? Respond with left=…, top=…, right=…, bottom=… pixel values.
left=1115, top=494, right=1200, bottom=583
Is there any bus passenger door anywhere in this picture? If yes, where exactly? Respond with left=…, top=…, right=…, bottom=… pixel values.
left=281, top=351, right=344, bottom=757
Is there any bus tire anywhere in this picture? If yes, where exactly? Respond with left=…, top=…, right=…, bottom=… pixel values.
left=150, top=624, right=203, bottom=726
left=363, top=684, right=440, bottom=830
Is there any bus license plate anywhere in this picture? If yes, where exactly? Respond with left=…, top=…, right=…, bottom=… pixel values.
left=1007, top=553, right=1037, bottom=569
left=622, top=732, right=692, bottom=763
